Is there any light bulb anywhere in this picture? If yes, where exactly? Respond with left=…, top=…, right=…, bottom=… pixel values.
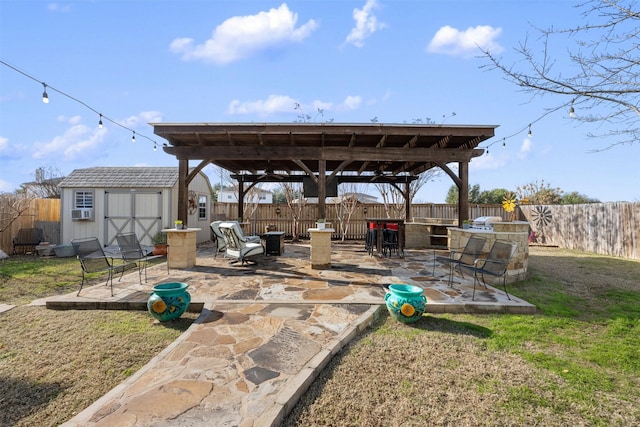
left=527, top=124, right=532, bottom=138
left=132, top=131, right=136, bottom=142
left=569, top=106, right=575, bottom=118
left=98, top=114, right=103, bottom=129
left=42, top=83, right=49, bottom=104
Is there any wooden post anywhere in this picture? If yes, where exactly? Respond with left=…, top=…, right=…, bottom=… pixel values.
left=318, top=160, right=326, bottom=219
left=178, top=159, right=189, bottom=226
left=458, top=161, right=469, bottom=226
left=238, top=178, right=245, bottom=220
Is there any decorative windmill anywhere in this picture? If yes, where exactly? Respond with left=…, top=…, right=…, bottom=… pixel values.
left=531, top=205, right=552, bottom=244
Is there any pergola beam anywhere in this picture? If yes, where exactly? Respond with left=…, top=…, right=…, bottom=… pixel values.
left=163, top=146, right=483, bottom=163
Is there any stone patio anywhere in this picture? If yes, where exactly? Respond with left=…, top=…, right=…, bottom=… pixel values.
left=48, top=241, right=534, bottom=426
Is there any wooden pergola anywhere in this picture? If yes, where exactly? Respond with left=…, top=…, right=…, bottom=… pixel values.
left=153, top=122, right=497, bottom=226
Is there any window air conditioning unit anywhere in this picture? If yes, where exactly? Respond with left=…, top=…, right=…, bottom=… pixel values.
left=71, top=208, right=92, bottom=220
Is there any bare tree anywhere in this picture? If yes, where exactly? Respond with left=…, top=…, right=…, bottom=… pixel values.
left=332, top=183, right=362, bottom=242
left=280, top=181, right=306, bottom=242
left=0, top=193, right=34, bottom=233
left=375, top=170, right=441, bottom=218
left=483, top=0, right=640, bottom=149
left=19, top=165, right=63, bottom=198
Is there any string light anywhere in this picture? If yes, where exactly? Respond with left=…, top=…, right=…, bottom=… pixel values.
left=1, top=59, right=159, bottom=148
left=569, top=101, right=575, bottom=118
left=42, top=83, right=49, bottom=103
left=132, top=131, right=136, bottom=143
left=481, top=100, right=573, bottom=154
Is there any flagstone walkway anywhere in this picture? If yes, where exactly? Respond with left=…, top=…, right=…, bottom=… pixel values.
left=48, top=241, right=534, bottom=426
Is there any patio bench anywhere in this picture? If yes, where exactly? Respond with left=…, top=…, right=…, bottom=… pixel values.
left=12, top=228, right=44, bottom=255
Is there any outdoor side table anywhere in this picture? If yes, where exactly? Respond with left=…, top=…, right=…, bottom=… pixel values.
left=262, top=231, right=285, bottom=256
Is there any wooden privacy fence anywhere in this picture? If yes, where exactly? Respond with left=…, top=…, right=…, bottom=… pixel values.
left=4, top=200, right=637, bottom=261
left=212, top=203, right=509, bottom=240
left=0, top=198, right=60, bottom=254
left=520, top=202, right=640, bottom=260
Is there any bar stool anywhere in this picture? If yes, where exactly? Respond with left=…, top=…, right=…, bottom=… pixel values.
left=365, top=221, right=377, bottom=256
left=383, top=223, right=399, bottom=257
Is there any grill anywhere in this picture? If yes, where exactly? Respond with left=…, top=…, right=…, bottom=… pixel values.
left=471, top=216, right=503, bottom=230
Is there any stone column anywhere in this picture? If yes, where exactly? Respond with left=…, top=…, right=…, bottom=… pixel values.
left=162, top=228, right=200, bottom=269
left=308, top=228, right=334, bottom=269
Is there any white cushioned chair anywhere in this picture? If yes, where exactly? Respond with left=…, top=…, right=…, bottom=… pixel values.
left=218, top=222, right=264, bottom=264
left=210, top=220, right=259, bottom=257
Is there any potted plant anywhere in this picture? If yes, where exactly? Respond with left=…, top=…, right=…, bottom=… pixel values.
left=462, top=220, right=472, bottom=229
left=152, top=232, right=168, bottom=256
left=316, top=218, right=326, bottom=230
left=174, top=220, right=184, bottom=230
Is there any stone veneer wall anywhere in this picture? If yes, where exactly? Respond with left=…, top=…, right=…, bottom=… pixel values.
left=405, top=218, right=459, bottom=249
left=447, top=221, right=529, bottom=284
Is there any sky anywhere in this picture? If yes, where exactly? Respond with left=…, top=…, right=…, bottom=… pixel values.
left=1, top=0, right=638, bottom=203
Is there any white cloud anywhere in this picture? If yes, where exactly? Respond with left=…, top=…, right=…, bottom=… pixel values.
left=426, top=25, right=503, bottom=58
left=0, top=136, right=25, bottom=160
left=0, top=136, right=8, bottom=152
left=228, top=94, right=299, bottom=116
left=227, top=95, right=344, bottom=119
left=344, top=0, right=386, bottom=48
left=33, top=124, right=107, bottom=160
left=48, top=3, right=72, bottom=12
left=170, top=3, right=318, bottom=65
left=57, top=115, right=82, bottom=125
left=119, top=111, right=163, bottom=128
left=0, top=178, right=13, bottom=192
left=340, top=95, right=362, bottom=110
left=517, top=137, right=533, bottom=159
left=310, top=99, right=333, bottom=112
left=470, top=150, right=507, bottom=171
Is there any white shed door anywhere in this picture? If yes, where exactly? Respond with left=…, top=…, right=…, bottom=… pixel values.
left=104, top=190, right=163, bottom=246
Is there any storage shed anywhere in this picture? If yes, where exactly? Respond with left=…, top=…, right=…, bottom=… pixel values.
left=58, top=167, right=213, bottom=247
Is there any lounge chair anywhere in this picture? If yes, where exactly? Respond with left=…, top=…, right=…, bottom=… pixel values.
left=210, top=221, right=259, bottom=258
left=218, top=222, right=265, bottom=265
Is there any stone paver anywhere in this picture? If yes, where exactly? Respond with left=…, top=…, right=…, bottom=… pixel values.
left=49, top=242, right=534, bottom=426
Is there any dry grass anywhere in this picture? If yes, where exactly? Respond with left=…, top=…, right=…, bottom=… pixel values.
left=1, top=247, right=639, bottom=426
left=0, top=307, right=198, bottom=426
left=283, top=247, right=640, bottom=426
left=0, top=255, right=198, bottom=427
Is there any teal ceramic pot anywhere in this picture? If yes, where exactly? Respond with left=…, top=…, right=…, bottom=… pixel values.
left=385, top=284, right=426, bottom=323
left=147, top=282, right=191, bottom=322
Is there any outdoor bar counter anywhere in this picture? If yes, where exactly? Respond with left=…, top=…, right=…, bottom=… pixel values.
left=448, top=221, right=530, bottom=284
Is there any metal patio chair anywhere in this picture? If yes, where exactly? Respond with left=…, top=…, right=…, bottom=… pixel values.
left=435, top=235, right=487, bottom=286
left=464, top=240, right=517, bottom=300
left=72, top=237, right=127, bottom=296
left=115, top=232, right=154, bottom=284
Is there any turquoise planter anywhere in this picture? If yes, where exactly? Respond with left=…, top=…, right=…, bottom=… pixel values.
left=384, top=284, right=426, bottom=323
left=147, top=282, right=191, bottom=322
